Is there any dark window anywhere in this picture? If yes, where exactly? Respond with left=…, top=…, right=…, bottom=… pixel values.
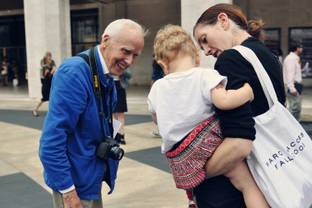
left=71, top=9, right=98, bottom=55
left=264, top=28, right=281, bottom=56
left=0, top=15, right=27, bottom=85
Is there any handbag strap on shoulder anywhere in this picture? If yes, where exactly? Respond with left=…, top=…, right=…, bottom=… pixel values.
left=232, top=45, right=279, bottom=107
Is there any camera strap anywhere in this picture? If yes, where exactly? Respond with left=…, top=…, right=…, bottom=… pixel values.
left=77, top=47, right=114, bottom=138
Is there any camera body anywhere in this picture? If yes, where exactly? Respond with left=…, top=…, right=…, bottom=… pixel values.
left=96, top=137, right=124, bottom=161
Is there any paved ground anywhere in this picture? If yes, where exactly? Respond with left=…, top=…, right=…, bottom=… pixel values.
left=0, top=85, right=312, bottom=208
left=0, top=85, right=187, bottom=208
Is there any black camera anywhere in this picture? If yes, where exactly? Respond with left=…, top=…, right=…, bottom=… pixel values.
left=96, top=137, right=124, bottom=161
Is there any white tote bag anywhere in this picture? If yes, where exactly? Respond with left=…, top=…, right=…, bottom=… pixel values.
left=233, top=45, right=312, bottom=208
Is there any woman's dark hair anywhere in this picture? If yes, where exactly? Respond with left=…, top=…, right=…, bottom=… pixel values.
left=194, top=3, right=248, bottom=32
left=247, top=19, right=265, bottom=40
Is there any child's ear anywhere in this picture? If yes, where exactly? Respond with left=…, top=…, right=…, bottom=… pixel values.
left=157, top=60, right=169, bottom=75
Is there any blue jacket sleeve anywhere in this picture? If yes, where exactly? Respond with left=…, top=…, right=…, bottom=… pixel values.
left=39, top=61, right=89, bottom=191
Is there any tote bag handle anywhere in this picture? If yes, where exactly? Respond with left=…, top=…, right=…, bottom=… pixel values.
left=232, top=45, right=279, bottom=108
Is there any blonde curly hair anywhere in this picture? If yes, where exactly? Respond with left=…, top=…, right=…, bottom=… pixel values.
left=154, top=24, right=199, bottom=63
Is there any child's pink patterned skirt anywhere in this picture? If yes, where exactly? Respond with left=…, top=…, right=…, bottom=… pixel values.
left=166, top=116, right=223, bottom=189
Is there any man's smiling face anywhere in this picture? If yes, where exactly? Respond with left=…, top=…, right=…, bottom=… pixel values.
left=101, top=27, right=144, bottom=76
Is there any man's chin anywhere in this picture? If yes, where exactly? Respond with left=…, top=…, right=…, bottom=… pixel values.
left=110, top=68, right=124, bottom=76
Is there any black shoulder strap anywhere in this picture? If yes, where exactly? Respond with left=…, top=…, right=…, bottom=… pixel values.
left=77, top=53, right=89, bottom=65
left=77, top=49, right=113, bottom=138
left=77, top=49, right=100, bottom=93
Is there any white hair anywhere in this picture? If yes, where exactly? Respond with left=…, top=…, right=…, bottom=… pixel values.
left=102, top=19, right=146, bottom=39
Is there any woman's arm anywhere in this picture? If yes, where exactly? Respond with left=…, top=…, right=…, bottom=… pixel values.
left=51, top=66, right=57, bottom=74
left=211, top=83, right=254, bottom=110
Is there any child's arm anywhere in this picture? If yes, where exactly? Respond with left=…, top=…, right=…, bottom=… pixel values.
left=211, top=83, right=254, bottom=110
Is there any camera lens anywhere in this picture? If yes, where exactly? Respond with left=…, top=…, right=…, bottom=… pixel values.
left=110, top=146, right=125, bottom=160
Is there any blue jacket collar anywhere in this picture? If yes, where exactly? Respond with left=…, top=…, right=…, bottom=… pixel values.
left=94, top=47, right=113, bottom=87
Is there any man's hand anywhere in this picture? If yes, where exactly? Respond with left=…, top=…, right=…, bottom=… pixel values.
left=62, top=189, right=83, bottom=208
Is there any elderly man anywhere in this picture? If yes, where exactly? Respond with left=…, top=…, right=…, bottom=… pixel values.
left=283, top=43, right=303, bottom=120
left=39, top=19, right=145, bottom=208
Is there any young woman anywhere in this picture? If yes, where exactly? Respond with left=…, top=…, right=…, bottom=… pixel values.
left=192, top=4, right=285, bottom=207
left=149, top=24, right=268, bottom=208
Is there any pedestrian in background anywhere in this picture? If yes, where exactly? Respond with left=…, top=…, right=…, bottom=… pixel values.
left=113, top=68, right=132, bottom=145
left=1, top=57, right=9, bottom=86
left=150, top=55, right=164, bottom=138
left=151, top=54, right=164, bottom=85
left=283, top=43, right=304, bottom=120
left=32, top=52, right=56, bottom=117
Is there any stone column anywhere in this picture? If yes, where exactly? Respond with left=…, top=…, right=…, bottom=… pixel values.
left=24, top=0, right=71, bottom=99
left=181, top=0, right=232, bottom=68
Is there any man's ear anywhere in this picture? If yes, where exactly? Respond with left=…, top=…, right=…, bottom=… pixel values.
left=157, top=60, right=169, bottom=75
left=101, top=34, right=110, bottom=48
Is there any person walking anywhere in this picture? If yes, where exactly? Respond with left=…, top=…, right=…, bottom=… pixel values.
left=32, top=52, right=56, bottom=117
left=283, top=43, right=304, bottom=120
left=39, top=19, right=145, bottom=208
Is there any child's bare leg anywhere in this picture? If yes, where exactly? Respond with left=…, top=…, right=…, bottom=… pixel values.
left=185, top=189, right=197, bottom=208
left=225, top=161, right=269, bottom=208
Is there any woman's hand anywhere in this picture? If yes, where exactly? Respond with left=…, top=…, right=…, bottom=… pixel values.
left=44, top=69, right=50, bottom=77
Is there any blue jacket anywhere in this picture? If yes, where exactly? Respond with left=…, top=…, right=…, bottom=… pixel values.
left=39, top=48, right=118, bottom=200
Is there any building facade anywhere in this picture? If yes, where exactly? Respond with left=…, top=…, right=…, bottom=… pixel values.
left=0, top=0, right=311, bottom=98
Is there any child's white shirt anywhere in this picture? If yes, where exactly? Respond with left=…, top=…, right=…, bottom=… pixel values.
left=147, top=67, right=227, bottom=153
